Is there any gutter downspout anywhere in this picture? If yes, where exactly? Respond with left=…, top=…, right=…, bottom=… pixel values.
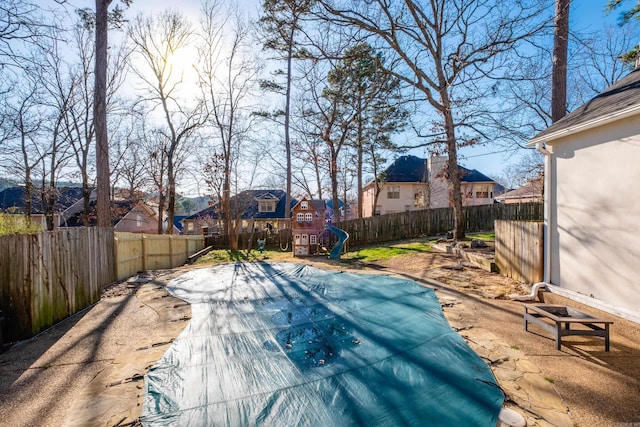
left=536, top=142, right=553, bottom=285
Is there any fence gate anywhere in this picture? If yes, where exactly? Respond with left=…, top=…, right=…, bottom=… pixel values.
left=495, top=220, right=544, bottom=284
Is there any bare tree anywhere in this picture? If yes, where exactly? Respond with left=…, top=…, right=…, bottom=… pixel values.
left=298, top=58, right=358, bottom=222
left=0, top=0, right=54, bottom=71
left=111, top=109, right=149, bottom=201
left=196, top=2, right=262, bottom=250
left=129, top=10, right=206, bottom=234
left=316, top=0, right=549, bottom=238
left=579, top=23, right=639, bottom=93
left=140, top=127, right=169, bottom=234
left=1, top=71, right=47, bottom=218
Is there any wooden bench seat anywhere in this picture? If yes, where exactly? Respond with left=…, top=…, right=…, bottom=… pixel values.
left=523, top=303, right=613, bottom=351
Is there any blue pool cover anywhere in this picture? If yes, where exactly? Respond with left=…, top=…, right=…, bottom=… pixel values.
left=141, top=262, right=504, bottom=426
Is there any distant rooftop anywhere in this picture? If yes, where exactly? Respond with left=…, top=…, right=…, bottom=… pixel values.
left=381, top=155, right=495, bottom=183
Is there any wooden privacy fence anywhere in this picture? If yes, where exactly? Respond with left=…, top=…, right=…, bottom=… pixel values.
left=0, top=229, right=205, bottom=342
left=338, top=202, right=543, bottom=246
left=0, top=227, right=115, bottom=341
left=495, top=220, right=544, bottom=284
left=114, top=233, right=205, bottom=281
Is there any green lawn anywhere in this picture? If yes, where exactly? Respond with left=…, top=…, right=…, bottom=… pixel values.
left=344, top=241, right=432, bottom=262
left=466, top=232, right=495, bottom=241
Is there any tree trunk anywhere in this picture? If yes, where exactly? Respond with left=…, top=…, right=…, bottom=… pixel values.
left=356, top=109, right=364, bottom=219
left=25, top=175, right=32, bottom=220
left=157, top=192, right=165, bottom=234
left=440, top=92, right=465, bottom=240
left=94, top=0, right=113, bottom=227
left=167, top=157, right=175, bottom=234
left=82, top=180, right=91, bottom=226
left=223, top=156, right=237, bottom=251
left=552, top=0, right=570, bottom=123
left=330, top=147, right=340, bottom=222
left=284, top=25, right=294, bottom=235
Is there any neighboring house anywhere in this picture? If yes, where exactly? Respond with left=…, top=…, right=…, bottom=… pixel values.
left=114, top=201, right=169, bottom=234
left=182, top=189, right=297, bottom=235
left=0, top=186, right=84, bottom=229
left=527, top=67, right=640, bottom=323
left=495, top=179, right=543, bottom=204
left=291, top=198, right=327, bottom=256
left=362, top=155, right=497, bottom=217
left=63, top=199, right=180, bottom=234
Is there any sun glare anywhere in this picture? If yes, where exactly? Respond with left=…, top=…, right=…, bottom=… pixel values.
left=165, top=45, right=199, bottom=86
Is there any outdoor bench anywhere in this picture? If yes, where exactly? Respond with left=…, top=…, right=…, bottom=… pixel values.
left=523, top=303, right=612, bottom=351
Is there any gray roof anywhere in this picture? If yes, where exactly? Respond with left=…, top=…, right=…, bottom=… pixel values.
left=496, top=179, right=542, bottom=201
left=529, top=68, right=640, bottom=145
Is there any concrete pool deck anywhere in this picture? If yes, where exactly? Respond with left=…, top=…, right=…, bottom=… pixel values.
left=0, top=262, right=638, bottom=426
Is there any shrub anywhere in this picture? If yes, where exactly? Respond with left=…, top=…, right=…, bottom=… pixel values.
left=0, top=214, right=42, bottom=235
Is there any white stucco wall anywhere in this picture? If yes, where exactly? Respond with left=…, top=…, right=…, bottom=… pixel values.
left=547, top=114, right=640, bottom=318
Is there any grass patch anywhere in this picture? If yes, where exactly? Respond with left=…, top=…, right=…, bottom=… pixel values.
left=467, top=232, right=495, bottom=241
left=345, top=242, right=432, bottom=262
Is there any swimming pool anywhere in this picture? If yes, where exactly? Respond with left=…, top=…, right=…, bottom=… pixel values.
left=141, top=262, right=504, bottom=426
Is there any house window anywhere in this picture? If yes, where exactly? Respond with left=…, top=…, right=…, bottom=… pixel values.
left=387, top=185, right=400, bottom=199
left=258, top=201, right=276, bottom=212
left=136, top=213, right=142, bottom=227
left=296, top=212, right=305, bottom=222
left=304, top=212, right=313, bottom=222
left=301, top=201, right=308, bottom=210
left=310, top=234, right=317, bottom=245
left=294, top=234, right=301, bottom=244
left=187, top=223, right=194, bottom=231
left=476, top=189, right=489, bottom=198
left=301, top=234, right=308, bottom=245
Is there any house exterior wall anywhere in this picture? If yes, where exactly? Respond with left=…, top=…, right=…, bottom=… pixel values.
left=115, top=204, right=161, bottom=234
left=362, top=183, right=432, bottom=216
left=361, top=180, right=494, bottom=216
left=546, top=114, right=640, bottom=318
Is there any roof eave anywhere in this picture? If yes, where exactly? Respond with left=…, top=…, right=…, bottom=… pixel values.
left=527, top=104, right=640, bottom=147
